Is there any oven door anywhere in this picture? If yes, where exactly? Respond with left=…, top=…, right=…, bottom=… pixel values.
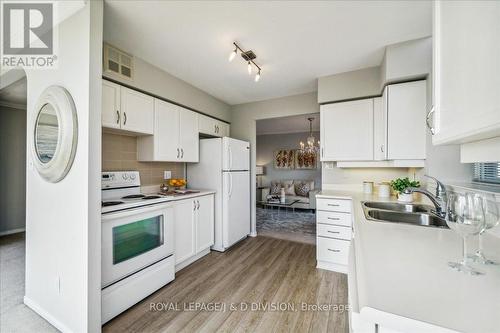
left=101, top=204, right=174, bottom=288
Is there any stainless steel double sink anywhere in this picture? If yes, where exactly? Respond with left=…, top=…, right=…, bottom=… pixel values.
left=362, top=201, right=448, bottom=228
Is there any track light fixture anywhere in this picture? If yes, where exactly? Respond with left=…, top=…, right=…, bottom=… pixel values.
left=228, top=41, right=262, bottom=82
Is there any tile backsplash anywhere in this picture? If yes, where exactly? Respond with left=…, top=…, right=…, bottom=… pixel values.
left=102, top=132, right=184, bottom=186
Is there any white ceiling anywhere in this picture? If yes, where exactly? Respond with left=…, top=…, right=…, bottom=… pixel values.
left=104, top=1, right=431, bottom=105
left=0, top=78, right=27, bottom=106
left=257, top=113, right=319, bottom=136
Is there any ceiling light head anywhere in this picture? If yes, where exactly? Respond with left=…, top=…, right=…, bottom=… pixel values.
left=228, top=48, right=237, bottom=62
left=254, top=69, right=261, bottom=82
left=247, top=61, right=252, bottom=75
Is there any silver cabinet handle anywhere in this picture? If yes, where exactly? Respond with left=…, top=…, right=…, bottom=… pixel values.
left=123, top=112, right=127, bottom=125
left=426, top=106, right=435, bottom=135
left=197, top=200, right=200, bottom=210
left=181, top=148, right=184, bottom=158
left=193, top=200, right=197, bottom=211
left=321, top=148, right=324, bottom=157
left=177, top=148, right=180, bottom=158
left=327, top=217, right=340, bottom=220
left=380, top=145, right=384, bottom=153
left=116, top=110, right=120, bottom=124
left=327, top=230, right=340, bottom=234
left=327, top=204, right=339, bottom=207
left=328, top=249, right=340, bottom=253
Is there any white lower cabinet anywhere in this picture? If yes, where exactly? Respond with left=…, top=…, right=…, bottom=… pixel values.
left=316, top=197, right=353, bottom=273
left=173, top=194, right=214, bottom=271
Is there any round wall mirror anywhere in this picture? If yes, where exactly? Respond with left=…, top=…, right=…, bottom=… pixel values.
left=35, top=103, right=60, bottom=163
left=31, top=86, right=78, bottom=183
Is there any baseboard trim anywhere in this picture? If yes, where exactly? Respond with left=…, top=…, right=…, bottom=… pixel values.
left=23, top=296, right=71, bottom=333
left=0, top=228, right=25, bottom=236
left=317, top=261, right=348, bottom=274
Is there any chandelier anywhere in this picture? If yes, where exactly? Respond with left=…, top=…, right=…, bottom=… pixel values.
left=299, top=117, right=319, bottom=156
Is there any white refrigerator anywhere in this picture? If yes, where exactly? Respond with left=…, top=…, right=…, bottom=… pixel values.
left=187, top=137, right=250, bottom=252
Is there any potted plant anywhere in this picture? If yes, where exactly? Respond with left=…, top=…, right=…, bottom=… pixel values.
left=390, top=177, right=420, bottom=202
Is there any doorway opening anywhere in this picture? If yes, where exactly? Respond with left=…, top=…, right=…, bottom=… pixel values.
left=255, top=113, right=321, bottom=244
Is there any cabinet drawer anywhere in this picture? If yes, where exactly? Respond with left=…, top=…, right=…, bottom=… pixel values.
left=317, top=224, right=352, bottom=241
left=317, top=198, right=351, bottom=213
left=317, top=237, right=350, bottom=265
left=317, top=210, right=352, bottom=227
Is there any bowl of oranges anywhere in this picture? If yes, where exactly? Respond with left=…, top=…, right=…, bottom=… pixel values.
left=168, top=178, right=187, bottom=190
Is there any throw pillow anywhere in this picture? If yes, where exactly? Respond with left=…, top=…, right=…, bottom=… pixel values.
left=283, top=182, right=296, bottom=195
left=270, top=182, right=281, bottom=195
left=295, top=182, right=310, bottom=197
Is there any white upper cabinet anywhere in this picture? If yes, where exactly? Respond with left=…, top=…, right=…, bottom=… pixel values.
left=431, top=1, right=500, bottom=145
left=120, top=86, right=154, bottom=135
left=179, top=109, right=199, bottom=162
left=101, top=80, right=154, bottom=135
left=199, top=114, right=230, bottom=137
left=137, top=99, right=199, bottom=162
left=320, top=99, right=374, bottom=161
left=373, top=97, right=387, bottom=161
left=102, top=80, right=121, bottom=129
left=386, top=81, right=427, bottom=160
left=321, top=80, right=427, bottom=163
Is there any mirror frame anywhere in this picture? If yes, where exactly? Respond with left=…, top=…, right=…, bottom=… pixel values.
left=30, top=86, right=78, bottom=183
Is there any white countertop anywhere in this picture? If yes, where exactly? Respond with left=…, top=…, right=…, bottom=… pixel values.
left=102, top=190, right=216, bottom=214
left=317, top=190, right=500, bottom=333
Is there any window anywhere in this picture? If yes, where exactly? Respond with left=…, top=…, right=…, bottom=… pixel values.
left=473, top=163, right=500, bottom=185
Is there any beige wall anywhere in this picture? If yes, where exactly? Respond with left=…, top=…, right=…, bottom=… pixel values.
left=318, top=66, right=381, bottom=104
left=318, top=37, right=432, bottom=104
left=0, top=105, right=26, bottom=234
left=103, top=54, right=231, bottom=122
left=102, top=132, right=184, bottom=186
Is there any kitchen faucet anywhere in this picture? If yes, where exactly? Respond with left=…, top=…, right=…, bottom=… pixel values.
left=403, top=175, right=447, bottom=218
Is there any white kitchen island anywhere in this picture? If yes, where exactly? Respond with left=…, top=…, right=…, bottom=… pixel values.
left=316, top=190, right=500, bottom=333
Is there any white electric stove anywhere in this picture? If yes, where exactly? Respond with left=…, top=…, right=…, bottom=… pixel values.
left=100, top=171, right=175, bottom=324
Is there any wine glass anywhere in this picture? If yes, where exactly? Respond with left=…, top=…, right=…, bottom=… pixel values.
left=469, top=193, right=500, bottom=265
left=445, top=192, right=486, bottom=275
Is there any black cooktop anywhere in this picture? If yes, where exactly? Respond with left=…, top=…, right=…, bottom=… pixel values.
left=102, top=201, right=124, bottom=207
left=122, top=194, right=146, bottom=199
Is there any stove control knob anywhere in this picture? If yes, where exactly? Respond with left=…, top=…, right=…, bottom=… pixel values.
left=122, top=174, right=128, bottom=180
left=130, top=174, right=136, bottom=180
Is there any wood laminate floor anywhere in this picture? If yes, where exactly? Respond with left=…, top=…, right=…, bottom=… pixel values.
left=104, top=236, right=349, bottom=333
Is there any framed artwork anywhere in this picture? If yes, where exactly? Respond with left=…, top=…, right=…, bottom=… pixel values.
left=295, top=150, right=318, bottom=169
left=274, top=149, right=295, bottom=169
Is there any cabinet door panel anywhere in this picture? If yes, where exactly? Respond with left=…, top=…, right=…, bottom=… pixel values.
left=174, top=200, right=196, bottom=265
left=155, top=99, right=180, bottom=161
left=433, top=1, right=500, bottom=145
left=120, top=86, right=154, bottom=134
left=321, top=99, right=374, bottom=161
left=179, top=109, right=199, bottom=162
left=198, top=114, right=218, bottom=136
left=218, top=122, right=230, bottom=137
left=102, top=80, right=121, bottom=129
left=196, top=195, right=214, bottom=252
left=373, top=96, right=387, bottom=161
left=387, top=81, right=426, bottom=160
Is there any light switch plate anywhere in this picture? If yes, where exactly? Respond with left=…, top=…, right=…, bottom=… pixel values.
left=163, top=171, right=172, bottom=180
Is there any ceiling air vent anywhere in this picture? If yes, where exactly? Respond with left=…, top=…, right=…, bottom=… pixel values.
left=103, top=43, right=134, bottom=80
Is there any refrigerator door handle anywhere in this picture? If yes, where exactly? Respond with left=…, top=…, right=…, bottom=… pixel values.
left=228, top=173, right=233, bottom=197
left=228, top=146, right=233, bottom=170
